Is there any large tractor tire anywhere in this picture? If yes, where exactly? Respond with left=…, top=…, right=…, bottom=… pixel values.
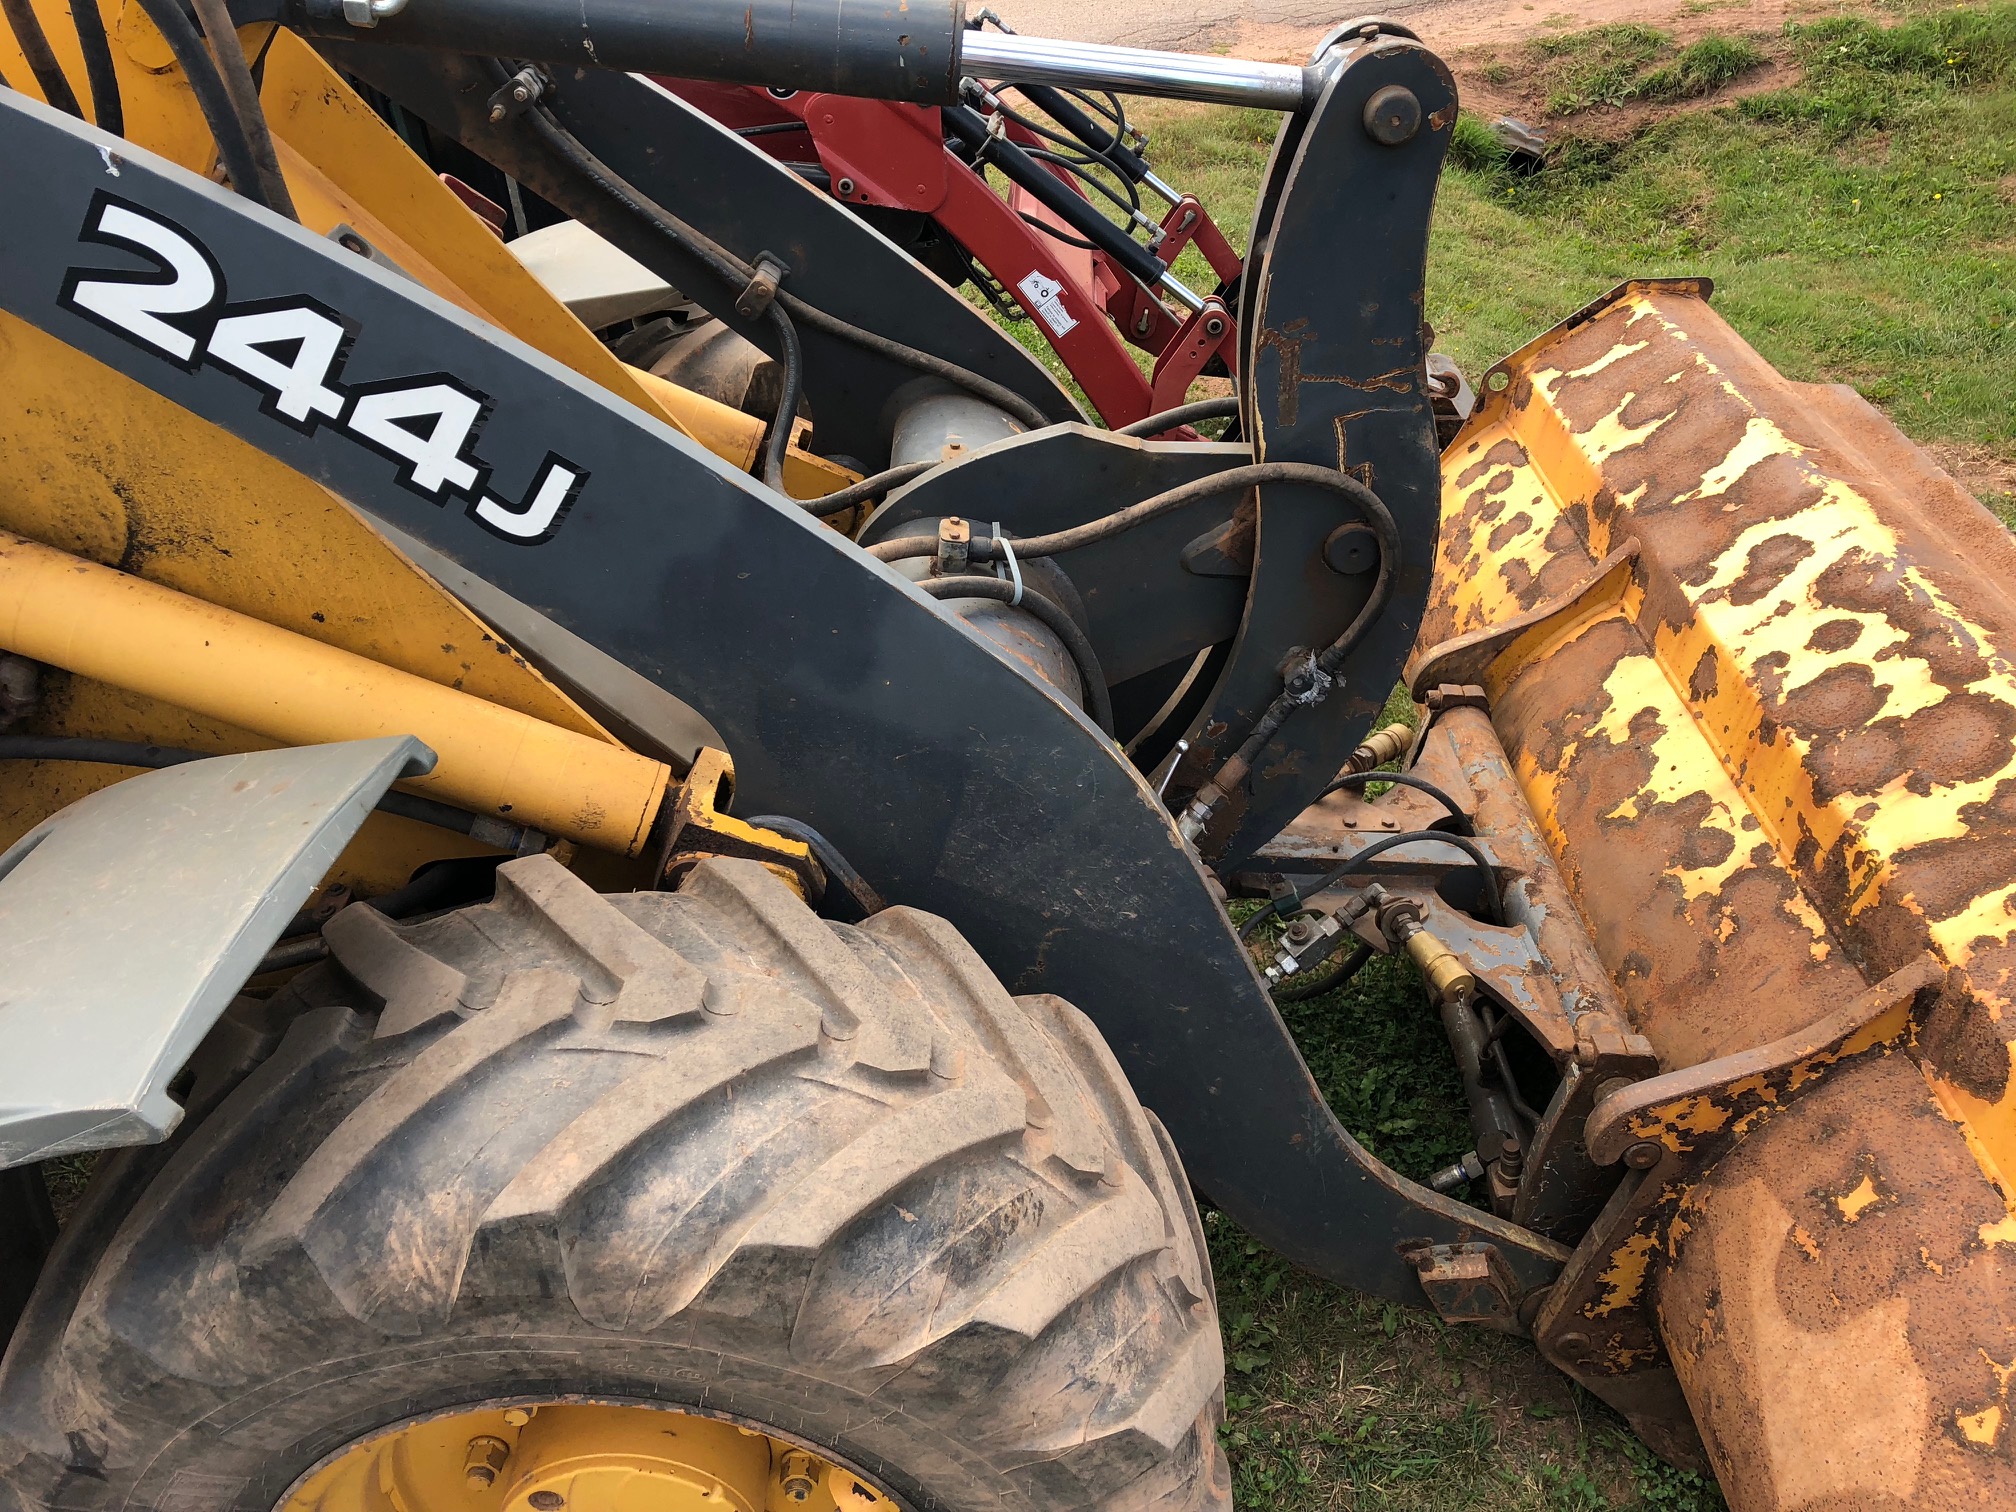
left=0, top=856, right=1227, bottom=1512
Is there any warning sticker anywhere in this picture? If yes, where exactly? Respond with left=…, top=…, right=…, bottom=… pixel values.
left=1015, top=271, right=1079, bottom=337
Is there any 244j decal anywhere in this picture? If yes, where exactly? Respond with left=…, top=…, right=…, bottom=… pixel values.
left=58, top=190, right=587, bottom=544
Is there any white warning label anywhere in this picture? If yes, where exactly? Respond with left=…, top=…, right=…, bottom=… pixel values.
left=1015, top=270, right=1080, bottom=337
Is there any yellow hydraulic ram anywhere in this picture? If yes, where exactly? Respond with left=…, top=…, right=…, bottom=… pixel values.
left=0, top=531, right=671, bottom=854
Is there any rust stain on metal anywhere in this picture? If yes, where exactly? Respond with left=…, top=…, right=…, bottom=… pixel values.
left=1433, top=279, right=2016, bottom=1504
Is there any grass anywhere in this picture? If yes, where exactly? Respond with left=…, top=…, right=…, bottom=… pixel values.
left=994, top=7, right=2016, bottom=1505
left=1126, top=3, right=2016, bottom=455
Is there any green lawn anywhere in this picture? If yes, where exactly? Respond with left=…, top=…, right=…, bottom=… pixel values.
left=1059, top=7, right=2016, bottom=1507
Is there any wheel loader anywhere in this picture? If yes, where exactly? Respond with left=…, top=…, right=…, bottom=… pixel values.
left=0, top=3, right=2009, bottom=1510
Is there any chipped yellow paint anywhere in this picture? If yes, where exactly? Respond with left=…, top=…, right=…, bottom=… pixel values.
left=1587, top=1226, right=1658, bottom=1317
left=1513, top=629, right=1836, bottom=962
left=1978, top=1214, right=2016, bottom=1248
left=1792, top=1224, right=1820, bottom=1261
left=1957, top=1404, right=2003, bottom=1448
left=1834, top=1173, right=1884, bottom=1222
left=1440, top=280, right=2016, bottom=1205
left=1952, top=1354, right=2016, bottom=1450
left=1433, top=449, right=1571, bottom=632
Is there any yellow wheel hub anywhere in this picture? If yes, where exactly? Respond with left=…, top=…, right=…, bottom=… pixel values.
left=281, top=1403, right=896, bottom=1512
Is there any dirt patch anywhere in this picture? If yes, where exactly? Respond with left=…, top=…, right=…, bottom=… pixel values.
left=988, top=0, right=1881, bottom=140
left=1927, top=441, right=2016, bottom=502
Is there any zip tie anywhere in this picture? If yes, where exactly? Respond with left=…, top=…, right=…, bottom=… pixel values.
left=994, top=525, right=1024, bottom=607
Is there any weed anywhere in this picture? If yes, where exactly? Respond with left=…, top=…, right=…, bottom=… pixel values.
left=1612, top=1432, right=1727, bottom=1511
left=1530, top=24, right=1767, bottom=113
left=1742, top=5, right=2016, bottom=131
left=1535, top=23, right=1671, bottom=113
left=1636, top=35, right=1770, bottom=101
left=972, top=14, right=2015, bottom=1503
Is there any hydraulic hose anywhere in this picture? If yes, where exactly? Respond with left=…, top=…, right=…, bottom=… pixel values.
left=1012, top=81, right=1150, bottom=181
left=801, top=460, right=937, bottom=518
left=1178, top=472, right=1400, bottom=835
left=65, top=0, right=123, bottom=135
left=0, top=0, right=81, bottom=119
left=188, top=0, right=298, bottom=219
left=865, top=461, right=1370, bottom=566
left=1115, top=395, right=1241, bottom=438
left=1275, top=941, right=1374, bottom=1003
left=744, top=813, right=885, bottom=917
left=1299, top=829, right=1503, bottom=926
left=509, top=82, right=1051, bottom=475
left=944, top=102, right=1169, bottom=293
left=1320, top=770, right=1472, bottom=831
left=918, top=576, right=1115, bottom=735
left=511, top=96, right=803, bottom=492
left=130, top=0, right=274, bottom=211
left=770, top=289, right=1052, bottom=430
left=0, top=735, right=527, bottom=845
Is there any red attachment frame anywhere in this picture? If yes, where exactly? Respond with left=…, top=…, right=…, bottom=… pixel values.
left=659, top=80, right=1243, bottom=436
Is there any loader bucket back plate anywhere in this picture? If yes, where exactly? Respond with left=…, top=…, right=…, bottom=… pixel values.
left=1418, top=278, right=2016, bottom=1502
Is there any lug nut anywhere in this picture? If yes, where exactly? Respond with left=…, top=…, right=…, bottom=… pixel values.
left=779, top=1451, right=819, bottom=1503
left=462, top=1436, right=511, bottom=1491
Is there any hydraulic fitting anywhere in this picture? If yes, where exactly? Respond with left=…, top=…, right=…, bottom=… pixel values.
left=1344, top=721, right=1412, bottom=776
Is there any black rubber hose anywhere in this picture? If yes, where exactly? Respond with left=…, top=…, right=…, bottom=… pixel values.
left=1274, top=941, right=1374, bottom=1003
left=512, top=89, right=1049, bottom=469
left=744, top=813, right=885, bottom=918
left=1194, top=472, right=1400, bottom=801
left=1017, top=213, right=1103, bottom=254
left=944, top=103, right=1168, bottom=292
left=759, top=296, right=805, bottom=492
left=0, top=0, right=82, bottom=118
left=1320, top=770, right=1473, bottom=831
left=512, top=98, right=804, bottom=492
left=65, top=0, right=123, bottom=136
left=188, top=0, right=297, bottom=219
left=865, top=461, right=1365, bottom=567
left=1012, top=81, right=1150, bottom=181
left=918, top=576, right=1115, bottom=734
left=496, top=62, right=1049, bottom=436
left=1115, top=395, right=1241, bottom=438
left=279, top=854, right=506, bottom=940
left=772, top=287, right=1052, bottom=430
left=1020, top=146, right=1141, bottom=217
left=129, top=0, right=272, bottom=210
left=1238, top=902, right=1295, bottom=943
left=0, top=736, right=519, bottom=843
left=801, top=460, right=936, bottom=519
left=1306, top=830, right=1503, bottom=926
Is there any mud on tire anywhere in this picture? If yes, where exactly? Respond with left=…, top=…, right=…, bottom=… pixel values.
left=0, top=856, right=1229, bottom=1512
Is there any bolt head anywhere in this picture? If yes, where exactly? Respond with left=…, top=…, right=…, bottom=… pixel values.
left=1362, top=85, right=1423, bottom=146
left=1624, top=1140, right=1663, bottom=1170
left=528, top=1493, right=565, bottom=1511
left=1204, top=316, right=1227, bottom=337
left=1556, top=1330, right=1592, bottom=1360
left=836, top=177, right=856, bottom=196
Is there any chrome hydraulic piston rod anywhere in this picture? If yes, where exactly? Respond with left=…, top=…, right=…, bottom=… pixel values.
left=288, top=0, right=1318, bottom=112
